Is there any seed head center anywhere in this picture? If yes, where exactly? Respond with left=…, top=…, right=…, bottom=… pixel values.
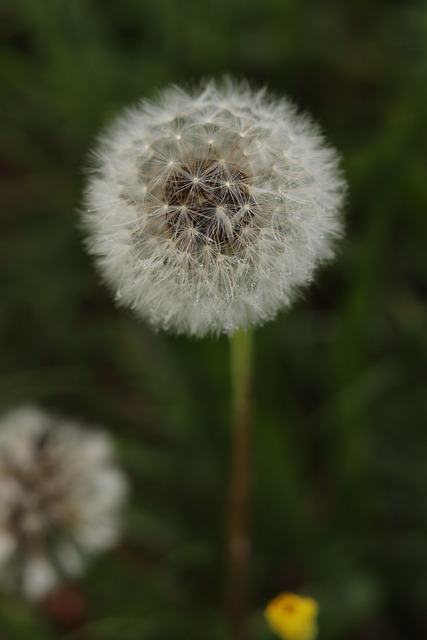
left=164, top=158, right=253, bottom=251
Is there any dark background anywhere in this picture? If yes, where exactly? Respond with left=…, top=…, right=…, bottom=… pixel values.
left=1, top=0, right=427, bottom=638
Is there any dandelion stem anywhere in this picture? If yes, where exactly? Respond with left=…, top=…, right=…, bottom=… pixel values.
left=226, top=328, right=253, bottom=640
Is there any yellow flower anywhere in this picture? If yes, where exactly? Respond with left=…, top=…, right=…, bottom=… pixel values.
left=265, top=592, right=319, bottom=640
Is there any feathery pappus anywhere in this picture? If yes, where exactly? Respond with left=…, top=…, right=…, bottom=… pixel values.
left=0, top=406, right=127, bottom=599
left=84, top=79, right=346, bottom=336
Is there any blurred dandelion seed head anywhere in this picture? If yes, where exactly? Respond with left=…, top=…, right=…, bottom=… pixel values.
left=84, top=79, right=345, bottom=336
left=265, top=592, right=319, bottom=640
left=0, top=406, right=127, bottom=599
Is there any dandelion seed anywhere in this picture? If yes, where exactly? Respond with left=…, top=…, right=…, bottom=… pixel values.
left=83, top=79, right=345, bottom=336
left=0, top=407, right=127, bottom=599
left=265, top=592, right=319, bottom=640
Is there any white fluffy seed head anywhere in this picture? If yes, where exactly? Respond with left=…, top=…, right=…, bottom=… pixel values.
left=83, top=79, right=346, bottom=336
left=0, top=406, right=127, bottom=599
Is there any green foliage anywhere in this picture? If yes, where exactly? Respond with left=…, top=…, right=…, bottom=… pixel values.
left=1, top=0, right=427, bottom=638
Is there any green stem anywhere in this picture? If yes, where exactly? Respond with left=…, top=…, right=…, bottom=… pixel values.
left=226, top=329, right=253, bottom=640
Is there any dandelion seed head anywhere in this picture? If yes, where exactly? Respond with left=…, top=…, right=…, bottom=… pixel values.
left=0, top=407, right=127, bottom=599
left=84, top=79, right=346, bottom=336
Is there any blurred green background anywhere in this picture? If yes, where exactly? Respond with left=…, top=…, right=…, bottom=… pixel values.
left=1, top=0, right=427, bottom=638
